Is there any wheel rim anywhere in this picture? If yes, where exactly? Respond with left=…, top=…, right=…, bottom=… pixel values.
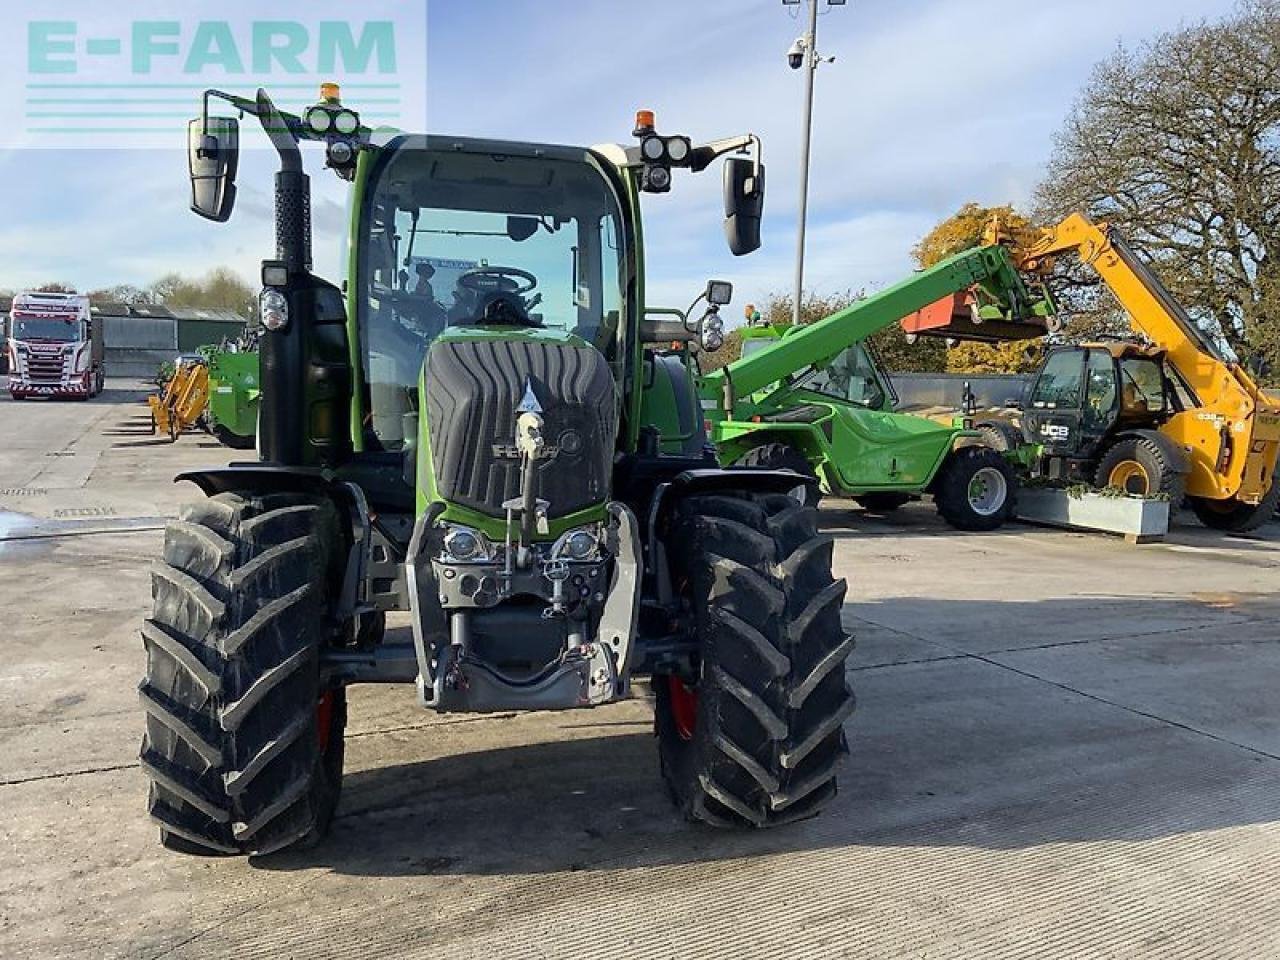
left=667, top=676, right=698, bottom=741
left=1107, top=460, right=1150, bottom=495
left=316, top=690, right=336, bottom=753
left=967, top=467, right=1008, bottom=517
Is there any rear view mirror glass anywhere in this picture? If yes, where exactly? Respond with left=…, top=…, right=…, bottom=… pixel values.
left=188, top=116, right=240, bottom=222
left=723, top=157, right=765, bottom=256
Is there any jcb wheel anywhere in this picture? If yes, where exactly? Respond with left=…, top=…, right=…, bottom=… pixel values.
left=1189, top=477, right=1280, bottom=534
left=1094, top=435, right=1185, bottom=503
left=737, top=443, right=821, bottom=508
left=655, top=491, right=855, bottom=827
left=933, top=445, right=1017, bottom=531
left=140, top=490, right=347, bottom=856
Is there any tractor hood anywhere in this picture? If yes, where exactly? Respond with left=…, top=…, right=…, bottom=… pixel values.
left=420, top=327, right=617, bottom=522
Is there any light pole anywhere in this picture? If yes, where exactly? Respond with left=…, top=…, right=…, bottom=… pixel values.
left=785, top=0, right=843, bottom=326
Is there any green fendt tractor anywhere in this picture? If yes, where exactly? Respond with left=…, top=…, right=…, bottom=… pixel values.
left=700, top=245, right=1056, bottom=529
left=140, top=88, right=855, bottom=856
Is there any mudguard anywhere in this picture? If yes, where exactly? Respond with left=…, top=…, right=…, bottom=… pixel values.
left=1116, top=429, right=1191, bottom=476
left=175, top=464, right=337, bottom=497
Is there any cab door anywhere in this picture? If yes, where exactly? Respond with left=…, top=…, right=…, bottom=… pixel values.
left=1024, top=348, right=1087, bottom=456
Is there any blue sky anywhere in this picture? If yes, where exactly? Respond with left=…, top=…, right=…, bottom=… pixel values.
left=0, top=0, right=1234, bottom=312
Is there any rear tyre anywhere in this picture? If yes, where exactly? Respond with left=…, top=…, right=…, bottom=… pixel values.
left=737, top=443, right=821, bottom=508
left=1094, top=435, right=1186, bottom=503
left=854, top=492, right=912, bottom=513
left=140, top=490, right=347, bottom=856
left=655, top=491, right=855, bottom=827
left=933, top=445, right=1017, bottom=531
left=211, top=423, right=257, bottom=450
left=1189, top=477, right=1280, bottom=534
left=976, top=420, right=1024, bottom=454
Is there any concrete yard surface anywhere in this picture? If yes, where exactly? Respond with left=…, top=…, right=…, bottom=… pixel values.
left=1, top=381, right=1278, bottom=959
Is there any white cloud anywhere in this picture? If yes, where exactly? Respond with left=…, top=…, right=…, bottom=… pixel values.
left=0, top=0, right=1234, bottom=302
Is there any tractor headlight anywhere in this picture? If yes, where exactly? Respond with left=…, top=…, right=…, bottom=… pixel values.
left=551, top=525, right=601, bottom=562
left=304, top=106, right=333, bottom=134
left=259, top=289, right=289, bottom=332
left=327, top=140, right=355, bottom=166
left=333, top=109, right=360, bottom=135
left=442, top=525, right=493, bottom=563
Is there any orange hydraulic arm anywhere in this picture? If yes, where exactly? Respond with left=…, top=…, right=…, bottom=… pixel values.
left=1001, top=213, right=1280, bottom=504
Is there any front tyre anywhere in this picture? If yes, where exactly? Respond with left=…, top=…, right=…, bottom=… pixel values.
left=655, top=492, right=855, bottom=827
left=1094, top=435, right=1185, bottom=502
left=933, top=445, right=1017, bottom=531
left=140, top=491, right=346, bottom=856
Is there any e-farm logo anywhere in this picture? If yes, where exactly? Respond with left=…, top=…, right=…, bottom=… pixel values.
left=4, top=2, right=427, bottom=149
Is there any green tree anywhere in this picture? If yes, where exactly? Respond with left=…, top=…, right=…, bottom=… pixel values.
left=1036, top=0, right=1280, bottom=372
left=150, top=267, right=256, bottom=318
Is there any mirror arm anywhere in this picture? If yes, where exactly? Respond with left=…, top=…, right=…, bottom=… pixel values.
left=690, top=134, right=762, bottom=185
left=618, top=133, right=762, bottom=184
left=200, top=88, right=303, bottom=171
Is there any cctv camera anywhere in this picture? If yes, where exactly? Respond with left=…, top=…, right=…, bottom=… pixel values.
left=787, top=36, right=807, bottom=70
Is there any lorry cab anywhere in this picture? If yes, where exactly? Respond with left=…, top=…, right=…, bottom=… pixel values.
left=8, top=292, right=105, bottom=400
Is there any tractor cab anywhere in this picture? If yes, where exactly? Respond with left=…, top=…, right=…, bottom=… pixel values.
left=1023, top=342, right=1192, bottom=484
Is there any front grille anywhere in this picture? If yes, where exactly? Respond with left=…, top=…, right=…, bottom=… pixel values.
left=24, top=353, right=67, bottom=383
left=424, top=337, right=616, bottom=519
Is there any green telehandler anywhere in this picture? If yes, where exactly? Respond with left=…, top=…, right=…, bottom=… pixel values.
left=700, top=245, right=1056, bottom=529
left=140, top=89, right=855, bottom=856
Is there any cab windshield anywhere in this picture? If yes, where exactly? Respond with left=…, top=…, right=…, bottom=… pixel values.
left=13, top=315, right=80, bottom=342
left=359, top=142, right=629, bottom=451
left=794, top=344, right=888, bottom=409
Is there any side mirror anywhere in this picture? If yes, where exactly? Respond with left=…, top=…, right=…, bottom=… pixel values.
left=188, top=116, right=240, bottom=222
left=706, top=280, right=733, bottom=306
left=723, top=157, right=765, bottom=256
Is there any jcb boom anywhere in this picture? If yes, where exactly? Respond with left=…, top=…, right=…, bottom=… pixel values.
left=1009, top=214, right=1280, bottom=529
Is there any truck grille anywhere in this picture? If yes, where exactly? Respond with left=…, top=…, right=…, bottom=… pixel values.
left=25, top=353, right=67, bottom=383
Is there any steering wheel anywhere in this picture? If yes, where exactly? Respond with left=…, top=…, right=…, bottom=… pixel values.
left=458, top=266, right=537, bottom=296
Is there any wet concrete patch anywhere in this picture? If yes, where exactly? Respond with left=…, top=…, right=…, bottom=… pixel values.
left=0, top=509, right=166, bottom=545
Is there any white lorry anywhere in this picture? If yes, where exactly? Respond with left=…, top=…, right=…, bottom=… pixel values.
left=7, top=292, right=105, bottom=400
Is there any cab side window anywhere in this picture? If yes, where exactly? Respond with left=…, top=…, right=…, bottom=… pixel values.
left=1083, top=351, right=1116, bottom=428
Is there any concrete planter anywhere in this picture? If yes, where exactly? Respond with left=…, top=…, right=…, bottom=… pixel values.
left=1016, top=487, right=1170, bottom=543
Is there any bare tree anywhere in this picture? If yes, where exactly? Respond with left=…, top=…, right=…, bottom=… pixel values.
left=1036, top=0, right=1280, bottom=367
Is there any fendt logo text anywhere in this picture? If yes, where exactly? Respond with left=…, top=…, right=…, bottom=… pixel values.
left=3, top=2, right=427, bottom=149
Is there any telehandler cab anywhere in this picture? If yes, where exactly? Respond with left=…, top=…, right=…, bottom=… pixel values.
left=139, top=88, right=854, bottom=856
